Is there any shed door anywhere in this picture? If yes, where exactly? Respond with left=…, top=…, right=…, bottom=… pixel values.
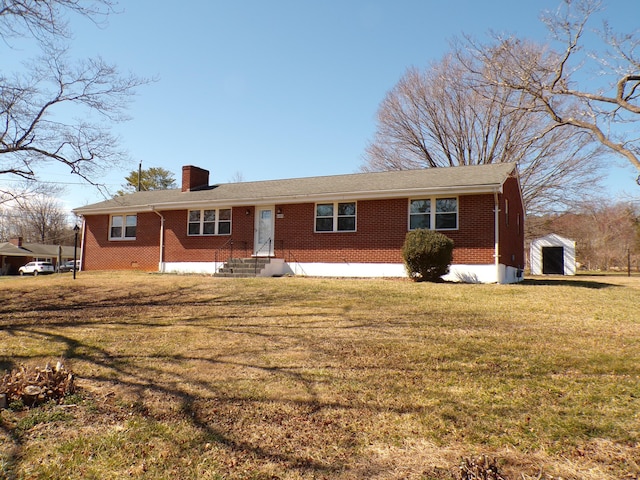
left=542, top=246, right=564, bottom=274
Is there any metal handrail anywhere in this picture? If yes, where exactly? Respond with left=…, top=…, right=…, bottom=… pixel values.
left=275, top=239, right=307, bottom=276
left=213, top=237, right=235, bottom=273
left=284, top=245, right=307, bottom=276
left=254, top=237, right=273, bottom=257
left=254, top=238, right=272, bottom=274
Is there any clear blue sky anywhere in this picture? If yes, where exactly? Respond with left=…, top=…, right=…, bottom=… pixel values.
left=4, top=0, right=640, bottom=213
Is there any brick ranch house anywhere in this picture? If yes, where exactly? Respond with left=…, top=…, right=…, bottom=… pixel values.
left=0, top=237, right=76, bottom=275
left=73, top=162, right=525, bottom=283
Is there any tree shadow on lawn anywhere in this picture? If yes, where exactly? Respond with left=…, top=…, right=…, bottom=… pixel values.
left=0, top=283, right=211, bottom=319
left=0, top=359, right=14, bottom=374
left=4, top=277, right=635, bottom=478
left=0, top=320, right=402, bottom=479
left=521, top=277, right=620, bottom=289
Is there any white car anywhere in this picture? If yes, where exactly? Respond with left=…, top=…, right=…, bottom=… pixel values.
left=18, top=261, right=55, bottom=276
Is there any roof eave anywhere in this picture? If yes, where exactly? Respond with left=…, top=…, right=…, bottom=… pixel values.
left=73, top=183, right=505, bottom=215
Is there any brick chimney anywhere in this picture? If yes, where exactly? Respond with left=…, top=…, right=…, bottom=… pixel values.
left=9, top=237, right=23, bottom=247
left=182, top=165, right=210, bottom=192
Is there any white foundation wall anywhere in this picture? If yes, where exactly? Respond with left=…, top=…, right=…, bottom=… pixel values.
left=498, top=265, right=525, bottom=284
left=160, top=261, right=523, bottom=284
left=286, top=262, right=406, bottom=278
left=442, top=264, right=498, bottom=283
left=162, top=262, right=219, bottom=275
left=288, top=262, right=522, bottom=283
left=443, top=264, right=523, bottom=284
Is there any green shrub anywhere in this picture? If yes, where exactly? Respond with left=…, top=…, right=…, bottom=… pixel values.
left=402, top=229, right=454, bottom=282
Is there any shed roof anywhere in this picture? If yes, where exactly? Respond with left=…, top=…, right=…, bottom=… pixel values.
left=74, top=162, right=518, bottom=215
left=531, top=234, right=576, bottom=248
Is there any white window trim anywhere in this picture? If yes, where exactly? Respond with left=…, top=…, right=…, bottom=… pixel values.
left=109, top=214, right=137, bottom=240
left=187, top=208, right=232, bottom=236
left=315, top=201, right=357, bottom=233
left=408, top=197, right=459, bottom=231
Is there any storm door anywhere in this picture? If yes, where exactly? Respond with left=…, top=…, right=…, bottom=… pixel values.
left=254, top=206, right=274, bottom=256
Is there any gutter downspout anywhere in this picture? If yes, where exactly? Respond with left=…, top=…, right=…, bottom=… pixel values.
left=493, top=190, right=500, bottom=284
left=152, top=208, right=165, bottom=273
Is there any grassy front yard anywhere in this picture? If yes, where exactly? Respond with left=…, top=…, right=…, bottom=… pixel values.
left=1, top=272, right=639, bottom=479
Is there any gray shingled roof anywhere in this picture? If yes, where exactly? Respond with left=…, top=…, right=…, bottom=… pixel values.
left=0, top=242, right=75, bottom=257
left=74, top=163, right=517, bottom=214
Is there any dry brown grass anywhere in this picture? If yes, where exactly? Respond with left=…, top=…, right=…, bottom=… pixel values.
left=0, top=272, right=639, bottom=479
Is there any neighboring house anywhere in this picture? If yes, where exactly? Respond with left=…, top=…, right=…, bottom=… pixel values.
left=0, top=237, right=76, bottom=275
left=73, top=163, right=525, bottom=283
left=530, top=234, right=576, bottom=276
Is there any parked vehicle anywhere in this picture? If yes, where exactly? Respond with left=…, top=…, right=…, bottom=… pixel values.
left=18, top=261, right=55, bottom=276
left=58, top=260, right=80, bottom=273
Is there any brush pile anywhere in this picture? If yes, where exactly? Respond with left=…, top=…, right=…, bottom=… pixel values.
left=457, top=456, right=507, bottom=480
left=0, top=361, right=75, bottom=408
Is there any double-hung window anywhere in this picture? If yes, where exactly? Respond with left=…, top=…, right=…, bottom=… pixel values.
left=315, top=202, right=356, bottom=232
left=409, top=197, right=457, bottom=230
left=188, top=208, right=231, bottom=235
left=435, top=198, right=457, bottom=229
left=409, top=199, right=431, bottom=229
left=110, top=214, right=137, bottom=240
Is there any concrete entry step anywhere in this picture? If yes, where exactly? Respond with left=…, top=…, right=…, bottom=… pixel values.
left=214, top=257, right=271, bottom=277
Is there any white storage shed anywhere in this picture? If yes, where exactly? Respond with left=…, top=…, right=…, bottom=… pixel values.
left=530, top=234, right=576, bottom=276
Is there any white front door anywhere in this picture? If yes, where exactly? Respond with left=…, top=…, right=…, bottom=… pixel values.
left=254, top=206, right=274, bottom=256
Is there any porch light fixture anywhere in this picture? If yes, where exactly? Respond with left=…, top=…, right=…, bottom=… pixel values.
left=245, top=208, right=251, bottom=216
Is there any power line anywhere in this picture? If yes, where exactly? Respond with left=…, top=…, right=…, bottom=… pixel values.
left=0, top=177, right=121, bottom=187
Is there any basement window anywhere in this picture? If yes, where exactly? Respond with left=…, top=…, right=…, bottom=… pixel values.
left=188, top=208, right=231, bottom=235
left=109, top=214, right=137, bottom=240
left=315, top=202, right=356, bottom=232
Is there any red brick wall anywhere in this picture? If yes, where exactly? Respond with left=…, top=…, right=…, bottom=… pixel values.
left=274, top=199, right=408, bottom=263
left=81, top=190, right=524, bottom=271
left=447, top=195, right=496, bottom=265
left=162, top=207, right=255, bottom=262
left=274, top=196, right=497, bottom=265
left=498, top=175, right=525, bottom=269
left=82, top=213, right=161, bottom=271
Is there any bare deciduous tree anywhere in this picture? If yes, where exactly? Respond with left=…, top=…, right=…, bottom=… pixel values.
left=0, top=0, right=116, bottom=41
left=13, top=192, right=69, bottom=244
left=0, top=0, right=149, bottom=196
left=0, top=206, right=11, bottom=240
left=362, top=55, right=604, bottom=215
left=0, top=182, right=69, bottom=243
left=229, top=171, right=245, bottom=183
left=464, top=0, right=640, bottom=179
left=1, top=178, right=61, bottom=206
